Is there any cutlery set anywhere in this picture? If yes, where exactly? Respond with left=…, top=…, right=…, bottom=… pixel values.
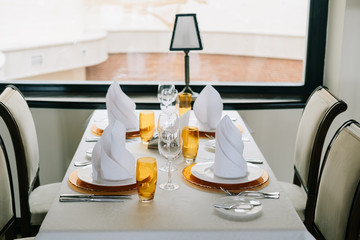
left=220, top=187, right=280, bottom=199
left=85, top=137, right=138, bottom=142
left=59, top=194, right=132, bottom=202
left=212, top=188, right=280, bottom=211
left=213, top=198, right=262, bottom=210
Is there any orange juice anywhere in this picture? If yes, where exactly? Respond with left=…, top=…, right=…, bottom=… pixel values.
left=177, top=93, right=191, bottom=116
left=139, top=111, right=155, bottom=142
left=136, top=157, right=157, bottom=202
left=182, top=126, right=199, bottom=164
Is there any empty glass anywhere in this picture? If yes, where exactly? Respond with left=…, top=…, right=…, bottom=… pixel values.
left=157, top=84, right=177, bottom=112
left=158, top=112, right=182, bottom=191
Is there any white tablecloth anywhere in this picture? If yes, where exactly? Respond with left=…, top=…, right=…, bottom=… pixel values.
left=35, top=110, right=314, bottom=240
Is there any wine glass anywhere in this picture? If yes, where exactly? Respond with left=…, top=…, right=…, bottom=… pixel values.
left=157, top=113, right=178, bottom=172
left=157, top=84, right=177, bottom=112
left=158, top=111, right=182, bottom=191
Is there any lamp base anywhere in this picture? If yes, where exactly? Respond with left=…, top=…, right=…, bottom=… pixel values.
left=180, top=85, right=198, bottom=100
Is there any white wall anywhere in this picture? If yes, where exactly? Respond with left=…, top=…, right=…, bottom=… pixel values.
left=323, top=0, right=360, bottom=145
left=240, top=109, right=302, bottom=181
left=31, top=109, right=93, bottom=184
left=324, top=0, right=360, bottom=120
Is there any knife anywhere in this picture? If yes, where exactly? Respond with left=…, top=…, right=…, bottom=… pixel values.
left=59, top=194, right=132, bottom=202
left=85, top=137, right=100, bottom=142
left=245, top=158, right=263, bottom=164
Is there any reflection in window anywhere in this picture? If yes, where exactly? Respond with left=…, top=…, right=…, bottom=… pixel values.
left=0, top=0, right=308, bottom=85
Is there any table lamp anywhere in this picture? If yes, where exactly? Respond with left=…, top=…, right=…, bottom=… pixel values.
left=169, top=13, right=203, bottom=97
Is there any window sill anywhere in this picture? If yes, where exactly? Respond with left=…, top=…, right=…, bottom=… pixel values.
left=24, top=92, right=306, bottom=110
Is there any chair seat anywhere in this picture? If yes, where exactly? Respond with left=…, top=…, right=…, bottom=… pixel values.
left=29, top=182, right=61, bottom=225
left=279, top=181, right=307, bottom=221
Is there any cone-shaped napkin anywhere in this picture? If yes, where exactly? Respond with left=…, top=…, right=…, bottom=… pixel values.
left=193, top=85, right=223, bottom=130
left=106, top=81, right=138, bottom=130
left=179, top=110, right=191, bottom=132
left=213, top=115, right=248, bottom=178
left=92, top=120, right=135, bottom=181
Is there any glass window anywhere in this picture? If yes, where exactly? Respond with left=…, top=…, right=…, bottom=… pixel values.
left=0, top=0, right=326, bottom=106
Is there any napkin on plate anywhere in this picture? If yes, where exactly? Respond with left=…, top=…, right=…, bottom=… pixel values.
left=92, top=120, right=136, bottom=181
left=193, top=85, right=223, bottom=130
left=106, top=81, right=138, bottom=130
left=213, top=115, right=248, bottom=178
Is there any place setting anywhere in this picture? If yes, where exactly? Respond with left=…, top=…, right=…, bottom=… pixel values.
left=183, top=107, right=269, bottom=186
left=90, top=81, right=140, bottom=139
left=68, top=118, right=138, bottom=195
left=180, top=112, right=272, bottom=220
left=68, top=82, right=145, bottom=195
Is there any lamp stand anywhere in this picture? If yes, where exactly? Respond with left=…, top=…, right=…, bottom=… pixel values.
left=180, top=50, right=198, bottom=99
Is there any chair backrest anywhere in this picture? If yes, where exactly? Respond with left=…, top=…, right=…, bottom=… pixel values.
left=293, top=86, right=347, bottom=225
left=294, top=86, right=347, bottom=190
left=309, top=120, right=360, bottom=240
left=0, top=85, right=40, bottom=236
left=0, top=135, right=16, bottom=240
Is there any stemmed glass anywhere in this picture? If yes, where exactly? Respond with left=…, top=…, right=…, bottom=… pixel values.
left=158, top=111, right=182, bottom=191
left=157, top=84, right=177, bottom=112
left=157, top=83, right=178, bottom=172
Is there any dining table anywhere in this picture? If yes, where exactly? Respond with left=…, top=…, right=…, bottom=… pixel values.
left=35, top=109, right=314, bottom=240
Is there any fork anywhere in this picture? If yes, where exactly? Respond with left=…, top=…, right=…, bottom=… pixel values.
left=220, top=187, right=280, bottom=199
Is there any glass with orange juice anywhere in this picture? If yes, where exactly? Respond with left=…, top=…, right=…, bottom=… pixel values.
left=182, top=126, right=199, bottom=165
left=136, top=157, right=157, bottom=202
left=177, top=92, right=192, bottom=116
left=139, top=110, right=155, bottom=143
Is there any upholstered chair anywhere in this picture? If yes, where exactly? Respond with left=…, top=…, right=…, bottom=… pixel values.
left=0, top=85, right=61, bottom=237
left=0, top=135, right=16, bottom=240
left=280, top=86, right=347, bottom=223
left=308, top=120, right=360, bottom=240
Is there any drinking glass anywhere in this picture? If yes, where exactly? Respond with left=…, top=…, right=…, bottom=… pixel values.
left=139, top=110, right=155, bottom=143
left=177, top=92, right=192, bottom=116
left=157, top=114, right=178, bottom=173
left=157, top=84, right=177, bottom=111
left=136, top=157, right=157, bottom=202
left=158, top=112, right=182, bottom=191
left=182, top=126, right=199, bottom=165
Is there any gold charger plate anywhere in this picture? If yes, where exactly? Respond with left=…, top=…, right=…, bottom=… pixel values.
left=68, top=170, right=136, bottom=195
left=198, top=124, right=243, bottom=139
left=90, top=124, right=140, bottom=138
left=182, top=164, right=269, bottom=192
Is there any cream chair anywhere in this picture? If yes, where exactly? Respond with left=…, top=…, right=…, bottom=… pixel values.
left=0, top=134, right=35, bottom=240
left=0, top=85, right=61, bottom=237
left=280, top=86, right=347, bottom=224
left=0, top=135, right=16, bottom=240
left=308, top=120, right=360, bottom=240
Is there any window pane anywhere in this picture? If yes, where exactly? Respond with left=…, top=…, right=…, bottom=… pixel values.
left=0, top=0, right=308, bottom=87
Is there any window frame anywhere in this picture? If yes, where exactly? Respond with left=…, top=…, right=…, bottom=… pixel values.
left=0, top=0, right=328, bottom=110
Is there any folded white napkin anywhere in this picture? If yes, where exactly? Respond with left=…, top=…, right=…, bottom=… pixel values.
left=92, top=120, right=135, bottom=181
left=213, top=115, right=248, bottom=178
left=106, top=81, right=138, bottom=130
left=193, top=85, right=223, bottom=130
left=179, top=110, right=191, bottom=132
